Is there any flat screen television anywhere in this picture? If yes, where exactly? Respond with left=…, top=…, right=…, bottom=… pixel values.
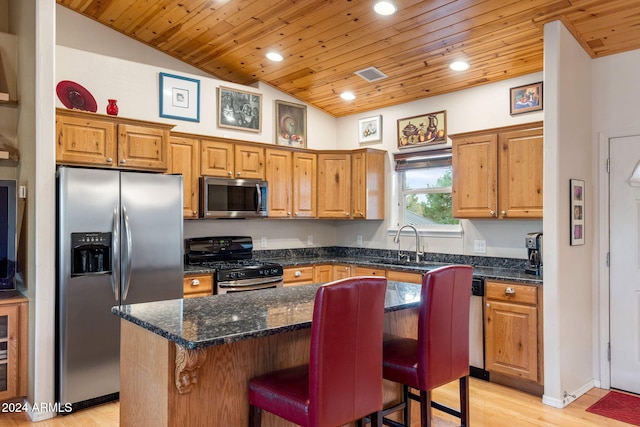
left=0, top=180, right=16, bottom=291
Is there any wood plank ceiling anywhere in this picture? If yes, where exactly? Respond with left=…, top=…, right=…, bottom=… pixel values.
left=57, top=0, right=640, bottom=117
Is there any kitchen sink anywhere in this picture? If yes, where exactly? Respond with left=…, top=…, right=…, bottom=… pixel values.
left=368, top=258, right=448, bottom=269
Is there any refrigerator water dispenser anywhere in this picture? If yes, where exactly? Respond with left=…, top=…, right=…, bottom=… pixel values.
left=71, top=232, right=112, bottom=276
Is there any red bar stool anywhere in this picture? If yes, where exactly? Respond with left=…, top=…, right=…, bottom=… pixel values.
left=248, top=276, right=387, bottom=427
left=381, top=265, right=473, bottom=427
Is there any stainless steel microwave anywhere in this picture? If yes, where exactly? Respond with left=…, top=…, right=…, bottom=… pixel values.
left=200, top=177, right=268, bottom=218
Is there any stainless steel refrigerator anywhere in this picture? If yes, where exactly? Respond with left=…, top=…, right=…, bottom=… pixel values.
left=56, top=166, right=184, bottom=410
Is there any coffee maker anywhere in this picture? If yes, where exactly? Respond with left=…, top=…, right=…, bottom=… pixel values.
left=525, top=232, right=543, bottom=275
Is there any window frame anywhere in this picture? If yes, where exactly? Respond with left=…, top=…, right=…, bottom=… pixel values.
left=391, top=149, right=463, bottom=238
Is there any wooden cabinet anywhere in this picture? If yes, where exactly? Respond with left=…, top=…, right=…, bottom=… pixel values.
left=201, top=138, right=234, bottom=177
left=451, top=122, right=543, bottom=219
left=351, top=149, right=385, bottom=220
left=353, top=266, right=385, bottom=276
left=292, top=152, right=317, bottom=218
left=332, top=264, right=352, bottom=280
left=56, top=109, right=172, bottom=171
left=283, top=266, right=314, bottom=286
left=266, top=148, right=318, bottom=219
left=201, top=138, right=264, bottom=179
left=318, top=150, right=385, bottom=220
left=317, top=152, right=351, bottom=218
left=169, top=135, right=200, bottom=218
left=485, top=280, right=542, bottom=386
left=0, top=296, right=27, bottom=401
left=235, top=143, right=265, bottom=179
left=266, top=148, right=293, bottom=218
left=313, top=264, right=332, bottom=283
left=183, top=274, right=213, bottom=298
left=386, top=269, right=423, bottom=284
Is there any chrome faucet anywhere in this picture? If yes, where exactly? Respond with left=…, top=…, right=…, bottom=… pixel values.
left=393, top=224, right=423, bottom=262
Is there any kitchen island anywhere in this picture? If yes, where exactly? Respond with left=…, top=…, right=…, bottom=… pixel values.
left=112, top=281, right=421, bottom=427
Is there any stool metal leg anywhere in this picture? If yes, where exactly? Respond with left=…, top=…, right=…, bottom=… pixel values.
left=249, top=404, right=261, bottom=427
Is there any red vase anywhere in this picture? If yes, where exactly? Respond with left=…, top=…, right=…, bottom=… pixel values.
left=106, top=99, right=119, bottom=116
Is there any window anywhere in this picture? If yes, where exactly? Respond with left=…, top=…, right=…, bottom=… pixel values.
left=394, top=149, right=460, bottom=233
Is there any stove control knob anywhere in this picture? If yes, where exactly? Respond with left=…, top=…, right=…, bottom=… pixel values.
left=229, top=272, right=237, bottom=279
left=271, top=268, right=280, bottom=275
left=238, top=272, right=246, bottom=278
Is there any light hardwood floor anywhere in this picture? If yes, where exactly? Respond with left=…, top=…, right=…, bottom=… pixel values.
left=0, top=378, right=630, bottom=426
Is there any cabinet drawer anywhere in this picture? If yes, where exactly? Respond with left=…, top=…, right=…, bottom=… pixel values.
left=485, top=281, right=537, bottom=305
left=353, top=267, right=385, bottom=276
left=284, top=266, right=314, bottom=283
left=386, top=270, right=423, bottom=284
left=183, top=274, right=213, bottom=297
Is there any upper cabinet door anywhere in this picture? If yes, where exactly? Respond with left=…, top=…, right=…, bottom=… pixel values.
left=234, top=144, right=265, bottom=179
left=169, top=136, right=200, bottom=218
left=201, top=139, right=234, bottom=178
left=317, top=153, right=351, bottom=218
left=266, top=148, right=293, bottom=218
left=292, top=151, right=317, bottom=218
left=118, top=123, right=168, bottom=171
left=499, top=127, right=543, bottom=218
left=452, top=133, right=498, bottom=218
left=56, top=113, right=117, bottom=167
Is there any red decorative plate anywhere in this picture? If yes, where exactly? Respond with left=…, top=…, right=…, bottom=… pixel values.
left=56, top=80, right=97, bottom=112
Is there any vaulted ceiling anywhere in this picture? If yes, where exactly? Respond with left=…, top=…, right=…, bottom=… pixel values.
left=57, top=0, right=640, bottom=117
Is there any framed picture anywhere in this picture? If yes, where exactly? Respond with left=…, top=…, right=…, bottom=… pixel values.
left=159, top=72, right=200, bottom=122
left=397, top=110, right=446, bottom=149
left=510, top=82, right=543, bottom=115
left=275, top=100, right=307, bottom=147
left=570, top=179, right=585, bottom=246
left=218, top=86, right=262, bottom=132
left=358, top=115, right=382, bottom=143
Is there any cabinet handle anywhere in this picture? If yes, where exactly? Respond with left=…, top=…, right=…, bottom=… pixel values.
left=504, top=287, right=515, bottom=295
left=287, top=212, right=291, bottom=217
left=490, top=210, right=496, bottom=216
left=501, top=210, right=506, bottom=216
left=190, top=279, right=201, bottom=287
left=294, top=271, right=302, bottom=277
left=486, top=303, right=491, bottom=308
left=120, top=159, right=126, bottom=164
left=228, top=171, right=232, bottom=176
left=106, top=157, right=113, bottom=163
left=345, top=212, right=350, bottom=216
left=237, top=172, right=241, bottom=176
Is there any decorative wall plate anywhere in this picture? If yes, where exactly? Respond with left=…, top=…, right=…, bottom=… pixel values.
left=56, top=80, right=98, bottom=112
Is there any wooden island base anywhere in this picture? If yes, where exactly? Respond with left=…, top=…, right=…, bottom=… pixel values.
left=119, top=307, right=418, bottom=427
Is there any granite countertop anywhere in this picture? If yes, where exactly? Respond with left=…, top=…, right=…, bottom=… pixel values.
left=112, top=280, right=421, bottom=350
left=184, top=255, right=543, bottom=285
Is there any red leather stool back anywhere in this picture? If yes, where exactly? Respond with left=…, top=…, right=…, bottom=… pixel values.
left=418, top=265, right=472, bottom=391
left=309, top=277, right=387, bottom=426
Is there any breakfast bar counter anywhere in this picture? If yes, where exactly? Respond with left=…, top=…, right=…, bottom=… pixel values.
left=112, top=281, right=421, bottom=427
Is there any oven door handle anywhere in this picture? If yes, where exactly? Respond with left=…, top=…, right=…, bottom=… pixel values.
left=217, top=276, right=283, bottom=288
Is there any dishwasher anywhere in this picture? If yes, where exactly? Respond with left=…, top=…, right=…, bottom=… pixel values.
left=470, top=278, right=490, bottom=380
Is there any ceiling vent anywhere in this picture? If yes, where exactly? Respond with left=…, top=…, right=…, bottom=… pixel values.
left=355, top=66, right=388, bottom=82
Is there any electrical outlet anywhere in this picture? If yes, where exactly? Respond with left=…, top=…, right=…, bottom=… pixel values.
left=473, top=240, right=486, bottom=254
left=307, top=235, right=313, bottom=245
left=356, top=235, right=363, bottom=246
left=260, top=237, right=268, bottom=248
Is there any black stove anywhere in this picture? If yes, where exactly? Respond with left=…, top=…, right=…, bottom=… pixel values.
left=185, top=236, right=283, bottom=294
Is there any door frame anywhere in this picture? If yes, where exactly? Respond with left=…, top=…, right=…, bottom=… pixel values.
left=597, top=128, right=640, bottom=390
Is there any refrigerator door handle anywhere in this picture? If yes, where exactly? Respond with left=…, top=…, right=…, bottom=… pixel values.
left=112, top=207, right=120, bottom=301
left=121, top=205, right=133, bottom=301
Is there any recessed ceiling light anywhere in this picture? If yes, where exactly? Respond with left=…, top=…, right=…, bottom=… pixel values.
left=450, top=61, right=470, bottom=71
left=266, top=51, right=283, bottom=62
left=340, top=91, right=356, bottom=101
left=373, top=0, right=397, bottom=16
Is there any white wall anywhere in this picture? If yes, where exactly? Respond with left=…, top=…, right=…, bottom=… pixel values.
left=542, top=21, right=595, bottom=408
